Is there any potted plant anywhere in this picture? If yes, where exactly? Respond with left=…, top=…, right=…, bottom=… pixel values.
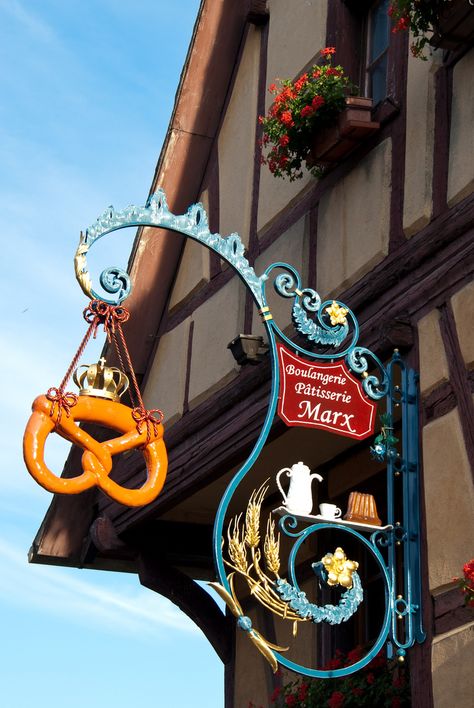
left=389, top=1, right=474, bottom=56
left=264, top=647, right=411, bottom=707
left=259, top=48, right=379, bottom=181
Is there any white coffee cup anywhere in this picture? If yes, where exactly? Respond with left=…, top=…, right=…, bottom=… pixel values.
left=319, top=503, right=342, bottom=520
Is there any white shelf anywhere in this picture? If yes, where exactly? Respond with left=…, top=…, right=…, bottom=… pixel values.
left=272, top=506, right=392, bottom=534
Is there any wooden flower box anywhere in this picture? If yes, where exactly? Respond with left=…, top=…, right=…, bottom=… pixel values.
left=430, top=0, right=474, bottom=50
left=309, top=97, right=379, bottom=166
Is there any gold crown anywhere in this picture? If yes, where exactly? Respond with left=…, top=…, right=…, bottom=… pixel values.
left=73, top=358, right=129, bottom=402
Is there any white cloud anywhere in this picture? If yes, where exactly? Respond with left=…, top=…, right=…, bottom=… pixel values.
left=0, top=0, right=55, bottom=43
left=0, top=537, right=199, bottom=637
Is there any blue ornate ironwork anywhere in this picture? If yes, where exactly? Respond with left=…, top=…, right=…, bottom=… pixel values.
left=275, top=574, right=363, bottom=623
left=77, top=189, right=267, bottom=307
left=80, top=192, right=425, bottom=679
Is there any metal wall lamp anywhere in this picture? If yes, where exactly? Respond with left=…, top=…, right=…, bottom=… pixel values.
left=228, top=334, right=269, bottom=365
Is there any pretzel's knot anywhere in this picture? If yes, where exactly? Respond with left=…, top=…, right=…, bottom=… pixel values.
left=83, top=300, right=130, bottom=338
left=46, top=388, right=78, bottom=424
left=132, top=407, right=164, bottom=443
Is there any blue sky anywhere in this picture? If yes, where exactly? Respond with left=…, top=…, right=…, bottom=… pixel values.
left=0, top=2, right=225, bottom=706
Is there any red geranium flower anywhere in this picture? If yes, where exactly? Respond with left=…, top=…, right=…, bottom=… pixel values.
left=328, top=690, right=344, bottom=708
left=346, top=646, right=363, bottom=664
left=280, top=110, right=294, bottom=126
left=392, top=15, right=409, bottom=33
left=301, top=105, right=314, bottom=118
left=285, top=696, right=297, bottom=707
left=321, top=46, right=336, bottom=55
left=367, top=651, right=386, bottom=669
left=393, top=675, right=405, bottom=689
left=311, top=95, right=325, bottom=111
left=298, top=683, right=309, bottom=701
left=270, top=686, right=281, bottom=703
left=279, top=134, right=290, bottom=146
left=463, top=559, right=474, bottom=583
left=294, top=73, right=308, bottom=92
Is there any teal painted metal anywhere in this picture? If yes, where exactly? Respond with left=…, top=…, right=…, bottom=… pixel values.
left=83, top=192, right=425, bottom=678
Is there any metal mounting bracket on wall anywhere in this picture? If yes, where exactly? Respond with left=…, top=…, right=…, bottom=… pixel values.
left=77, top=189, right=426, bottom=678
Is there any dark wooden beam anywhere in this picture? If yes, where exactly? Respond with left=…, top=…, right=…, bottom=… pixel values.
left=433, top=584, right=474, bottom=635
left=87, top=515, right=215, bottom=573
left=247, top=0, right=269, bottom=26
left=438, top=301, right=474, bottom=480
left=138, top=550, right=232, bottom=664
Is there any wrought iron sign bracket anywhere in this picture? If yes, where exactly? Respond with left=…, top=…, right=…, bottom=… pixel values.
left=69, top=190, right=425, bottom=677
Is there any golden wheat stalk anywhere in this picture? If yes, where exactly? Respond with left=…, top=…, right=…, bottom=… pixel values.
left=222, top=555, right=302, bottom=623
left=244, top=480, right=269, bottom=548
left=264, top=517, right=281, bottom=577
left=227, top=514, right=247, bottom=573
left=223, top=483, right=307, bottom=628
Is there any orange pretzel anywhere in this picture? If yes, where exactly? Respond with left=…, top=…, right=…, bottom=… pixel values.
left=23, top=394, right=168, bottom=507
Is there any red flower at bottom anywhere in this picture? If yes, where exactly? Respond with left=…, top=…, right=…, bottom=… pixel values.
left=298, top=683, right=309, bottom=701
left=285, top=695, right=297, bottom=707
left=270, top=686, right=281, bottom=703
left=328, top=691, right=345, bottom=708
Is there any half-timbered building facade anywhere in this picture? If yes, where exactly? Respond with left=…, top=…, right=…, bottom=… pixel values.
left=31, top=1, right=474, bottom=705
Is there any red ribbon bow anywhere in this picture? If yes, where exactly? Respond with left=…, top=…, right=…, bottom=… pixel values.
left=83, top=300, right=130, bottom=340
left=46, top=388, right=78, bottom=424
left=132, top=407, right=164, bottom=443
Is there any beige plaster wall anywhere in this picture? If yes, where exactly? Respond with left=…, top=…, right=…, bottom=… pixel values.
left=252, top=216, right=308, bottom=335
left=422, top=408, right=474, bottom=590
left=168, top=190, right=211, bottom=311
left=188, top=276, right=243, bottom=408
left=233, top=607, right=269, bottom=707
left=317, top=139, right=391, bottom=298
left=451, top=281, right=474, bottom=369
left=218, top=27, right=260, bottom=246
left=266, top=0, right=327, bottom=90
left=142, top=317, right=191, bottom=425
left=432, top=623, right=474, bottom=707
left=257, top=158, right=313, bottom=234
left=168, top=238, right=211, bottom=312
left=418, top=309, right=449, bottom=395
left=447, top=50, right=474, bottom=207
left=403, top=48, right=437, bottom=236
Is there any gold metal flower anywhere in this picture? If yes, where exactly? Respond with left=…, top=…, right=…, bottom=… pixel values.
left=321, top=547, right=358, bottom=589
left=325, top=301, right=348, bottom=326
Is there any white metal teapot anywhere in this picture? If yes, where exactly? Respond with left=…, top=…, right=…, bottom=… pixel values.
left=276, top=461, right=323, bottom=516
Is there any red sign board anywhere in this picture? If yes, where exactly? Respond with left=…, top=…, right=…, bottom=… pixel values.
left=277, top=344, right=376, bottom=440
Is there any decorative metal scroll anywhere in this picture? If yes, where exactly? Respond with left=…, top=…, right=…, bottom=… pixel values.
left=80, top=191, right=425, bottom=679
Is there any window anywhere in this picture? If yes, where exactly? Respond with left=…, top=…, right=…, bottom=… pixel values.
left=364, top=0, right=391, bottom=104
